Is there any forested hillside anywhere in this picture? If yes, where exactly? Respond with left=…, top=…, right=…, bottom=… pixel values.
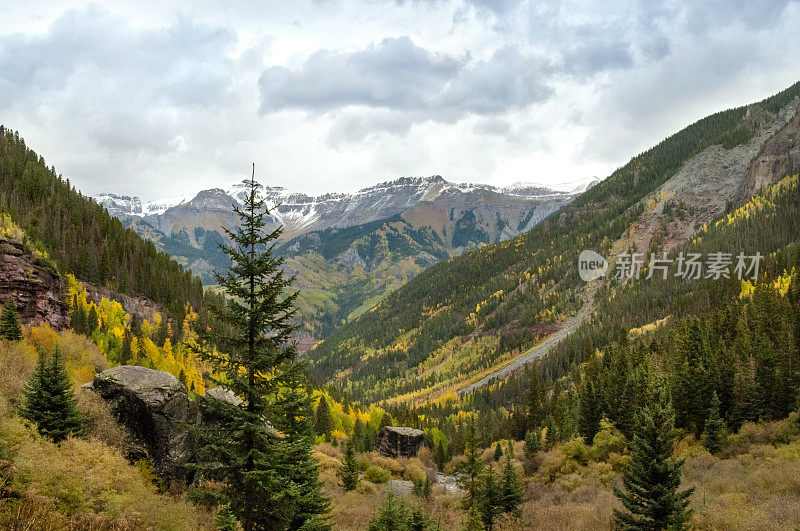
left=306, top=81, right=800, bottom=407
left=0, top=126, right=214, bottom=320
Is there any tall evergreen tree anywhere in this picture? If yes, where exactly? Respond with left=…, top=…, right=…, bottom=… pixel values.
left=435, top=439, right=447, bottom=470
left=191, top=167, right=329, bottom=531
left=20, top=348, right=84, bottom=442
left=524, top=428, right=541, bottom=458
left=315, top=395, right=334, bottom=440
left=493, top=442, right=503, bottom=461
left=500, top=440, right=523, bottom=517
left=338, top=440, right=360, bottom=491
left=478, top=466, right=501, bottom=531
left=703, top=391, right=725, bottom=455
left=457, top=421, right=484, bottom=513
left=118, top=328, right=133, bottom=365
left=0, top=298, right=23, bottom=341
left=578, top=379, right=602, bottom=443
left=86, top=305, right=99, bottom=335
left=70, top=296, right=87, bottom=335
left=613, top=373, right=693, bottom=530
left=527, top=366, right=545, bottom=431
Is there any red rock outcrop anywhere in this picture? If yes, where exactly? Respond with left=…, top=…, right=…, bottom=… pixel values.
left=0, top=238, right=68, bottom=329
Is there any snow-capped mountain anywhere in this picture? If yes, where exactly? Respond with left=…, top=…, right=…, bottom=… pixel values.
left=93, top=175, right=594, bottom=342
left=96, top=175, right=592, bottom=241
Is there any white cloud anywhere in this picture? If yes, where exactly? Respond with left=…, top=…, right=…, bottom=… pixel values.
left=0, top=0, right=798, bottom=200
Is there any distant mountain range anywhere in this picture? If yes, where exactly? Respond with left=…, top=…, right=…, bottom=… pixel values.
left=95, top=175, right=595, bottom=342
left=95, top=175, right=595, bottom=240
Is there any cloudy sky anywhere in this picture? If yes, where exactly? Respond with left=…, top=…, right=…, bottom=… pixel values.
left=1, top=1, right=799, bottom=200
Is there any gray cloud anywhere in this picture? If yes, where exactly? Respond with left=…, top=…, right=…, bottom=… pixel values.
left=259, top=36, right=552, bottom=117
left=1, top=0, right=799, bottom=199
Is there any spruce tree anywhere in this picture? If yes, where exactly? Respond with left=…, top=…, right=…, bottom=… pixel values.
left=86, top=305, right=99, bottom=335
left=191, top=167, right=329, bottom=531
left=456, top=420, right=484, bottom=513
left=274, top=377, right=331, bottom=529
left=524, top=428, right=541, bottom=458
left=493, top=442, right=503, bottom=461
left=118, top=328, right=133, bottom=365
left=703, top=391, right=724, bottom=455
left=20, top=348, right=84, bottom=443
left=435, top=439, right=447, bottom=470
left=578, top=379, right=602, bottom=443
left=613, top=373, right=693, bottom=530
left=500, top=440, right=523, bottom=517
left=0, top=298, right=23, bottom=341
left=338, top=440, right=360, bottom=491
left=70, top=295, right=86, bottom=335
left=478, top=466, right=501, bottom=531
left=528, top=366, right=545, bottom=431
left=315, top=395, right=333, bottom=440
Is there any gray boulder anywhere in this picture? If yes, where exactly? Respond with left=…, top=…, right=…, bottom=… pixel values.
left=375, top=426, right=425, bottom=458
left=88, top=366, right=195, bottom=482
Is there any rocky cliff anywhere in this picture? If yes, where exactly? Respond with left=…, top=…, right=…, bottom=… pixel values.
left=0, top=238, right=68, bottom=329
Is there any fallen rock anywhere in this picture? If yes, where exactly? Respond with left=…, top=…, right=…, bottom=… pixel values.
left=88, top=365, right=195, bottom=482
left=375, top=426, right=425, bottom=458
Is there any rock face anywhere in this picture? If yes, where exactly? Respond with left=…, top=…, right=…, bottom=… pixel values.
left=375, top=426, right=425, bottom=458
left=0, top=238, right=68, bottom=329
left=738, top=97, right=800, bottom=201
left=88, top=366, right=195, bottom=482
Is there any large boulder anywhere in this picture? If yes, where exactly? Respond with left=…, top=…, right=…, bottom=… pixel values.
left=87, top=366, right=196, bottom=482
left=375, top=426, right=425, bottom=458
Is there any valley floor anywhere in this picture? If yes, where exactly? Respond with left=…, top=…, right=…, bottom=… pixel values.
left=320, top=416, right=800, bottom=530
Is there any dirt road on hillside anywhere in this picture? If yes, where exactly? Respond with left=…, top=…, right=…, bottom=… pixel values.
left=456, top=282, right=597, bottom=396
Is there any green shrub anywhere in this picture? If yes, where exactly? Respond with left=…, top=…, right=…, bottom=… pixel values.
left=364, top=465, right=390, bottom=483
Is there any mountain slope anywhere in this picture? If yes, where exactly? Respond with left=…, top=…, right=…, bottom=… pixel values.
left=0, top=126, right=215, bottom=324
left=96, top=176, right=586, bottom=340
left=305, top=81, right=800, bottom=405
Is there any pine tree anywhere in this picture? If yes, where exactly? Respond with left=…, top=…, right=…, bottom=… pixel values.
left=456, top=421, right=484, bottom=513
left=613, top=373, right=693, bottom=530
left=118, top=328, right=133, bottom=365
left=315, top=396, right=333, bottom=440
left=214, top=504, right=238, bottom=531
left=338, top=440, right=360, bottom=491
left=500, top=440, right=523, bottom=517
left=0, top=298, right=23, bottom=341
left=578, top=379, right=602, bottom=443
left=435, top=439, right=447, bottom=470
left=407, top=504, right=440, bottom=531
left=191, top=167, right=329, bottom=531
left=70, top=295, right=86, bottom=335
left=528, top=366, right=545, bottom=431
left=20, top=348, right=84, bottom=442
left=367, top=493, right=440, bottom=531
left=274, top=377, right=331, bottom=530
left=703, top=391, right=725, bottom=455
left=524, top=429, right=541, bottom=458
left=478, top=466, right=501, bottom=531
left=461, top=505, right=483, bottom=531
left=86, top=305, right=99, bottom=335
left=493, top=442, right=503, bottom=461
